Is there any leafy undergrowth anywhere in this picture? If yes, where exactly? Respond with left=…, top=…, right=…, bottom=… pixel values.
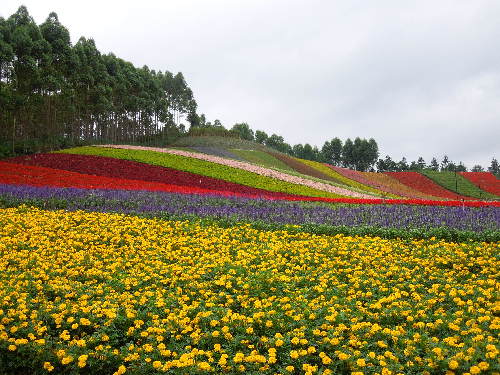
left=1, top=206, right=498, bottom=375
left=421, top=171, right=498, bottom=200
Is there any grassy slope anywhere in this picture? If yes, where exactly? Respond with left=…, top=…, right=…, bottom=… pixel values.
left=230, top=149, right=296, bottom=172
left=58, top=147, right=347, bottom=198
left=172, top=136, right=273, bottom=151
left=421, top=171, right=498, bottom=200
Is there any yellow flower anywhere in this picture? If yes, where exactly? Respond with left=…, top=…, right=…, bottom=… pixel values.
left=470, top=366, right=481, bottom=375
left=43, top=361, right=54, bottom=372
left=80, top=318, right=91, bottom=326
left=198, top=362, right=211, bottom=371
left=61, top=356, right=73, bottom=365
left=8, top=345, right=16, bottom=351
left=339, top=353, right=350, bottom=360
left=478, top=362, right=489, bottom=371
left=356, top=358, right=366, bottom=367
left=286, top=365, right=294, bottom=372
left=449, top=360, right=459, bottom=370
left=322, top=355, right=332, bottom=365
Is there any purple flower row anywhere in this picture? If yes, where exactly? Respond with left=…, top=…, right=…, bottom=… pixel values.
left=1, top=184, right=499, bottom=233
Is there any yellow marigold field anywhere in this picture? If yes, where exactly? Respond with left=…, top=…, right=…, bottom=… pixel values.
left=0, top=206, right=498, bottom=375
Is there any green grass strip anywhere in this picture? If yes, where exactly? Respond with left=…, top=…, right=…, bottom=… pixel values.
left=172, top=136, right=273, bottom=151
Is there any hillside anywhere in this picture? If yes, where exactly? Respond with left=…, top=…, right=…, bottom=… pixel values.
left=2, top=136, right=499, bottom=203
left=157, top=136, right=500, bottom=201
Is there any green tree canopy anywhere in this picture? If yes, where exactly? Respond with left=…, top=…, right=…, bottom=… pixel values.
left=0, top=6, right=197, bottom=157
left=231, top=122, right=254, bottom=141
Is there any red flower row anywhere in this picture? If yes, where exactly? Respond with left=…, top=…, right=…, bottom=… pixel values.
left=385, top=172, right=476, bottom=201
left=285, top=196, right=499, bottom=207
left=459, top=172, right=500, bottom=196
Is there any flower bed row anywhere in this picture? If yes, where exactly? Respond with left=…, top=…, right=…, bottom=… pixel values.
left=328, top=166, right=406, bottom=198
left=1, top=206, right=498, bottom=375
left=190, top=146, right=245, bottom=161
left=330, top=166, right=439, bottom=199
left=1, top=184, right=499, bottom=240
left=60, top=147, right=348, bottom=199
left=0, top=162, right=267, bottom=198
left=459, top=172, right=500, bottom=196
left=385, top=172, right=477, bottom=200
left=94, top=145, right=373, bottom=198
left=7, top=153, right=303, bottom=200
left=231, top=149, right=296, bottom=172
left=361, top=171, right=439, bottom=199
left=318, top=162, right=395, bottom=197
left=289, top=196, right=499, bottom=207
left=266, top=152, right=344, bottom=184
left=2, top=159, right=498, bottom=208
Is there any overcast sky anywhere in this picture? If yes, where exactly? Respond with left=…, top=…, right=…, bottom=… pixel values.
left=3, top=0, right=499, bottom=168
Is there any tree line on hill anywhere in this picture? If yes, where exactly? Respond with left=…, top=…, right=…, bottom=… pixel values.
left=0, top=6, right=197, bottom=158
left=1, top=7, right=498, bottom=176
left=226, top=122, right=499, bottom=175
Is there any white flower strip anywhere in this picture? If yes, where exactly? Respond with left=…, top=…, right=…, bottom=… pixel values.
left=98, top=145, right=376, bottom=198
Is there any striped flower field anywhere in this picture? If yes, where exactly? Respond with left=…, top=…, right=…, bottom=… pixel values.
left=0, top=145, right=499, bottom=375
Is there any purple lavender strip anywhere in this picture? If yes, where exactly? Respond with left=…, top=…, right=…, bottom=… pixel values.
left=1, top=184, right=499, bottom=232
